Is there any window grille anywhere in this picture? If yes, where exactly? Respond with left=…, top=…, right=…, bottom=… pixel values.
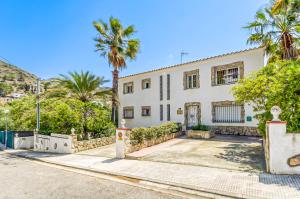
left=160, top=76, right=163, bottom=100
left=167, top=104, right=170, bottom=121
left=160, top=104, right=163, bottom=121
left=167, top=74, right=170, bottom=100
left=213, top=104, right=243, bottom=123
left=216, top=67, right=239, bottom=85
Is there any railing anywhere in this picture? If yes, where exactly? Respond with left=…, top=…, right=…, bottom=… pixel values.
left=216, top=69, right=239, bottom=85
left=213, top=104, right=243, bottom=123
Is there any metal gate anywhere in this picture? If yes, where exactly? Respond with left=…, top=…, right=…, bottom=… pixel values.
left=0, top=131, right=14, bottom=148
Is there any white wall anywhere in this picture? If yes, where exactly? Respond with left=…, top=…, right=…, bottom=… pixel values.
left=268, top=122, right=300, bottom=174
left=14, top=136, right=34, bottom=149
left=34, top=133, right=73, bottom=154
left=118, top=48, right=265, bottom=128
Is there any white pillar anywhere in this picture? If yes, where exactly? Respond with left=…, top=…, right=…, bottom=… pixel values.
left=116, top=119, right=130, bottom=159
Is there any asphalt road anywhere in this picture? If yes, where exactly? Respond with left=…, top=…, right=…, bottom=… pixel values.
left=0, top=152, right=186, bottom=199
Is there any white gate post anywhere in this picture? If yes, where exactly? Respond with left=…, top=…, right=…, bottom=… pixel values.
left=116, top=119, right=130, bottom=158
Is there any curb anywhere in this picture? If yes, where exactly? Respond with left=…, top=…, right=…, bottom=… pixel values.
left=8, top=151, right=265, bottom=199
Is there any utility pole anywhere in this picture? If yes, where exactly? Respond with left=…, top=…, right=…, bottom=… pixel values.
left=4, top=109, right=9, bottom=149
left=36, top=78, right=40, bottom=132
left=180, top=51, right=189, bottom=64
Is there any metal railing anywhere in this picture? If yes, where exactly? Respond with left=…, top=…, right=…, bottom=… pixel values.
left=213, top=104, right=243, bottom=123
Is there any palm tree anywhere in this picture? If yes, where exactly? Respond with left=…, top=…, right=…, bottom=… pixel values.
left=58, top=71, right=110, bottom=102
left=271, top=0, right=300, bottom=14
left=245, top=2, right=299, bottom=60
left=93, top=17, right=140, bottom=125
left=57, top=71, right=111, bottom=137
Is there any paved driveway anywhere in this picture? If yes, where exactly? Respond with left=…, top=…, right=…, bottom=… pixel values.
left=140, top=135, right=264, bottom=172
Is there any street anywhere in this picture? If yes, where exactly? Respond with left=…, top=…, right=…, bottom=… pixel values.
left=0, top=152, right=187, bottom=199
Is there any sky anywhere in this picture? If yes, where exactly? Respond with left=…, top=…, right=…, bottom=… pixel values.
left=0, top=0, right=268, bottom=86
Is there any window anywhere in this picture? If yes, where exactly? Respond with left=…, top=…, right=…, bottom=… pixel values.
left=167, top=74, right=170, bottom=100
left=183, top=69, right=199, bottom=89
left=212, top=101, right=244, bottom=123
left=141, top=106, right=151, bottom=116
left=187, top=74, right=197, bottom=89
left=167, top=104, right=170, bottom=121
left=123, top=106, right=134, bottom=119
left=142, top=78, right=151, bottom=89
left=123, top=82, right=134, bottom=94
left=160, top=104, right=163, bottom=121
left=211, top=61, right=244, bottom=86
left=216, top=67, right=239, bottom=85
left=160, top=75, right=163, bottom=100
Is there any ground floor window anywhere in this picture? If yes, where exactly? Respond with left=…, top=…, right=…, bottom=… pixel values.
left=123, top=106, right=134, bottom=119
left=212, top=101, right=244, bottom=123
left=141, top=106, right=151, bottom=116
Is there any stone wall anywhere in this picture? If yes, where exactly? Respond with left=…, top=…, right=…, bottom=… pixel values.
left=125, top=131, right=183, bottom=154
left=73, top=136, right=115, bottom=153
left=210, top=126, right=260, bottom=136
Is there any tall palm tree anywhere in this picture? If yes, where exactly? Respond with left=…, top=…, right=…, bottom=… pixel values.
left=271, top=0, right=300, bottom=14
left=57, top=71, right=110, bottom=137
left=245, top=2, right=300, bottom=60
left=93, top=17, right=140, bottom=125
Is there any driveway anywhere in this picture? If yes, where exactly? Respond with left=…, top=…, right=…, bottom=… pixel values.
left=139, top=135, right=264, bottom=172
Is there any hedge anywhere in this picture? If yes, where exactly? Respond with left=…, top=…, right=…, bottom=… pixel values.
left=130, top=122, right=179, bottom=144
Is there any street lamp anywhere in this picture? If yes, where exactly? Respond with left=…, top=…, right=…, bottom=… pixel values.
left=3, top=109, right=9, bottom=149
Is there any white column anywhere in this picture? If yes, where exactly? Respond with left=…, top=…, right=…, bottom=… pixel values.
left=116, top=119, right=130, bottom=159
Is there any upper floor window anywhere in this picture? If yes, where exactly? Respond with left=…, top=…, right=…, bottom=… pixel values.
left=216, top=67, right=239, bottom=85
left=123, top=106, right=134, bottom=119
left=142, top=78, right=151, bottom=89
left=123, top=82, right=134, bottom=94
left=141, top=106, right=151, bottom=116
left=211, top=61, right=244, bottom=86
left=183, top=69, right=200, bottom=90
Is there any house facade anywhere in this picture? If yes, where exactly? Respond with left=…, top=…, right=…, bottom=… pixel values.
left=118, top=47, right=265, bottom=136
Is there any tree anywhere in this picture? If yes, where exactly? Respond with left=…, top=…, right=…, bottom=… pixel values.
left=57, top=71, right=111, bottom=137
left=245, top=0, right=300, bottom=60
left=93, top=17, right=140, bottom=125
left=57, top=71, right=110, bottom=102
left=0, top=83, right=13, bottom=97
left=232, top=59, right=300, bottom=136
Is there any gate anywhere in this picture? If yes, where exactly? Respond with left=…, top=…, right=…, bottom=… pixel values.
left=0, top=131, right=14, bottom=148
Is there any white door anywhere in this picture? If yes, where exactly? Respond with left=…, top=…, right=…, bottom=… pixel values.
left=187, top=105, right=199, bottom=127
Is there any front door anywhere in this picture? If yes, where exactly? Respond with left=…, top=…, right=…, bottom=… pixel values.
left=187, top=105, right=199, bottom=127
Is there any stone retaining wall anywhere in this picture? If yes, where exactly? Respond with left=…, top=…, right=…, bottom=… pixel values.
left=125, top=131, right=183, bottom=154
left=73, top=136, right=115, bottom=153
left=210, top=126, right=260, bottom=136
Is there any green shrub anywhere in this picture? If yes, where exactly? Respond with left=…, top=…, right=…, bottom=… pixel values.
left=130, top=122, right=179, bottom=144
left=192, top=124, right=209, bottom=131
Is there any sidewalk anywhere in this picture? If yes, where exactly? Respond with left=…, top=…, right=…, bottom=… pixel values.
left=6, top=149, right=300, bottom=199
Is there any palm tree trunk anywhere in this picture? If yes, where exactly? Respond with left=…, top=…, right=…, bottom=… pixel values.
left=111, top=69, right=119, bottom=126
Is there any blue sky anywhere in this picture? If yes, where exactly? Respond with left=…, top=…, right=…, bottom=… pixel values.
left=0, top=0, right=268, bottom=86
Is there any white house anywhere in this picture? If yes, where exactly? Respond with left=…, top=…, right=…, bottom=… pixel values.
left=118, top=47, right=265, bottom=136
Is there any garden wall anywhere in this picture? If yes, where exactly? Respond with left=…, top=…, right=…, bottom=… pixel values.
left=73, top=136, right=115, bottom=153
left=125, top=131, right=182, bottom=154
left=210, top=126, right=260, bottom=136
left=265, top=121, right=300, bottom=174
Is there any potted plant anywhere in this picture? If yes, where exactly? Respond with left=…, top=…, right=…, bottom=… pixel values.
left=187, top=124, right=214, bottom=139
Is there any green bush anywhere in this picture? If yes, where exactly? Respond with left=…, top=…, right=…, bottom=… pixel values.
left=130, top=122, right=179, bottom=144
left=192, top=124, right=209, bottom=131
left=0, top=96, right=115, bottom=138
left=232, top=59, right=300, bottom=135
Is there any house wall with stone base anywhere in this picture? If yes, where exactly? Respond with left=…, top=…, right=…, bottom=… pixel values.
left=118, top=47, right=265, bottom=136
